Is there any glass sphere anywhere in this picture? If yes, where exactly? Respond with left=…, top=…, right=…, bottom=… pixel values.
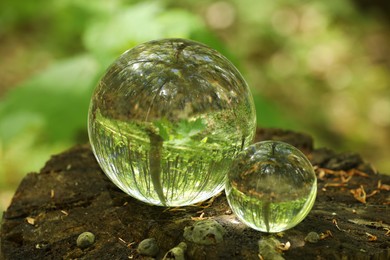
left=88, top=38, right=256, bottom=207
left=225, top=141, right=317, bottom=233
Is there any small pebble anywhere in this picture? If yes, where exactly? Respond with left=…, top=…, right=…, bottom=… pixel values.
left=137, top=238, right=159, bottom=257
left=258, top=237, right=285, bottom=260
left=183, top=219, right=225, bottom=245
left=163, top=242, right=187, bottom=260
left=77, top=231, right=95, bottom=249
left=305, top=232, right=320, bottom=243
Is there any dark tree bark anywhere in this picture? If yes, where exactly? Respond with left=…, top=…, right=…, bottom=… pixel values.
left=1, top=128, right=389, bottom=260
left=353, top=0, right=390, bottom=21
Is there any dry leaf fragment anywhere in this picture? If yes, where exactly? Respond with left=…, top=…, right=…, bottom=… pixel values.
left=325, top=182, right=346, bottom=187
left=365, top=232, right=377, bottom=241
left=118, top=237, right=135, bottom=248
left=277, top=241, right=291, bottom=251
left=26, top=217, right=35, bottom=225
left=366, top=190, right=379, bottom=198
left=341, top=174, right=353, bottom=184
left=191, top=212, right=207, bottom=221
left=194, top=192, right=222, bottom=209
left=164, top=207, right=186, bottom=212
left=118, top=237, right=126, bottom=244
left=316, top=168, right=370, bottom=188
left=350, top=185, right=367, bottom=204
left=348, top=169, right=369, bottom=177
left=377, top=180, right=390, bottom=191
left=61, top=210, right=69, bottom=216
left=332, top=219, right=344, bottom=231
left=315, top=168, right=338, bottom=179
left=320, top=230, right=333, bottom=240
left=317, top=169, right=331, bottom=180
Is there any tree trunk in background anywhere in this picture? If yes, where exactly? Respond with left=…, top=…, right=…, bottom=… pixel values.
left=1, top=128, right=389, bottom=260
left=353, top=0, right=390, bottom=21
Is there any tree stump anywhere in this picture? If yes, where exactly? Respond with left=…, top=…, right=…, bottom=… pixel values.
left=1, top=128, right=389, bottom=260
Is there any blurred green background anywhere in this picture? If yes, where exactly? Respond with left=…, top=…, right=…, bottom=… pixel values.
left=1, top=0, right=390, bottom=213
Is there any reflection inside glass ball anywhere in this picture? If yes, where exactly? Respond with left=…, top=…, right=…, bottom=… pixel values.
left=225, top=141, right=317, bottom=233
left=88, top=38, right=256, bottom=206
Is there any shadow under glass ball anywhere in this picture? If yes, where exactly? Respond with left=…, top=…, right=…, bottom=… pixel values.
left=225, top=141, right=317, bottom=233
left=88, top=38, right=256, bottom=207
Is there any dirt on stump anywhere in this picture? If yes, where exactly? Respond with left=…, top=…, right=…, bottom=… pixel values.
left=1, top=128, right=389, bottom=260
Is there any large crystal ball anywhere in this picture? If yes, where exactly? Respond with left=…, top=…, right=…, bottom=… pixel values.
left=225, top=141, right=317, bottom=232
left=88, top=38, right=256, bottom=206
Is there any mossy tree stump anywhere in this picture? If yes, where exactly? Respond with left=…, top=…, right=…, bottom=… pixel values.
left=1, top=128, right=389, bottom=259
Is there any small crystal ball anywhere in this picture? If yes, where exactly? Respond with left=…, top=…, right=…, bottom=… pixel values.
left=88, top=38, right=256, bottom=207
left=225, top=141, right=317, bottom=233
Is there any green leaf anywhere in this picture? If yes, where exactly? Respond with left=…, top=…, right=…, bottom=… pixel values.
left=83, top=2, right=164, bottom=58
left=83, top=1, right=207, bottom=62
left=0, top=54, right=101, bottom=145
left=153, top=119, right=172, bottom=141
left=176, top=118, right=206, bottom=138
left=157, top=8, right=203, bottom=38
left=253, top=94, right=299, bottom=129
